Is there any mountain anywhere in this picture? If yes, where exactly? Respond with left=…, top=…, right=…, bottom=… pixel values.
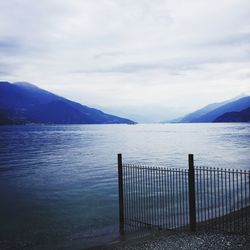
left=191, top=96, right=250, bottom=123
left=174, top=94, right=246, bottom=123
left=214, top=107, right=250, bottom=122
left=0, top=81, right=135, bottom=125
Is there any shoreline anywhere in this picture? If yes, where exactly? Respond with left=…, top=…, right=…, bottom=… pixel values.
left=89, top=206, right=250, bottom=250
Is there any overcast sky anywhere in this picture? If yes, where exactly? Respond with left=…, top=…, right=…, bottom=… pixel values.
left=0, top=0, right=250, bottom=122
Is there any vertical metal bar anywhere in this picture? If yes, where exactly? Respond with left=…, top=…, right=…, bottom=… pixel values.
left=134, top=165, right=137, bottom=229
left=144, top=166, right=147, bottom=227
left=206, top=167, right=209, bottom=230
left=166, top=169, right=170, bottom=229
left=248, top=171, right=250, bottom=233
left=224, top=169, right=227, bottom=232
left=161, top=168, right=164, bottom=229
left=203, top=167, right=206, bottom=226
left=144, top=166, right=148, bottom=227
left=240, top=170, right=243, bottom=233
left=154, top=167, right=157, bottom=229
left=197, top=167, right=200, bottom=224
left=169, top=169, right=173, bottom=229
left=233, top=170, right=236, bottom=233
left=178, top=169, right=181, bottom=229
left=127, top=165, right=131, bottom=229
left=154, top=167, right=157, bottom=228
left=188, top=154, right=196, bottom=232
left=118, top=153, right=125, bottom=234
left=198, top=167, right=201, bottom=225
left=135, top=165, right=138, bottom=228
left=131, top=165, right=134, bottom=229
left=164, top=169, right=167, bottom=229
left=129, top=165, right=132, bottom=229
left=213, top=168, right=216, bottom=228
left=179, top=169, right=182, bottom=230
left=150, top=167, right=153, bottom=227
left=135, top=165, right=138, bottom=229
left=127, top=165, right=130, bottom=230
left=139, top=166, right=142, bottom=228
left=175, top=169, right=178, bottom=229
left=162, top=169, right=166, bottom=230
left=148, top=166, right=151, bottom=227
left=134, top=165, right=138, bottom=229
left=222, top=169, right=224, bottom=230
left=159, top=168, right=163, bottom=229
left=174, top=169, right=177, bottom=229
left=186, top=169, right=189, bottom=230
left=147, top=166, right=151, bottom=227
left=142, top=166, right=145, bottom=229
left=223, top=169, right=225, bottom=232
left=131, top=165, right=135, bottom=230
left=123, top=165, right=127, bottom=231
left=137, top=166, right=140, bottom=228
left=185, top=170, right=188, bottom=229
left=183, top=169, right=186, bottom=229
left=244, top=170, right=247, bottom=233
left=182, top=170, right=186, bottom=229
left=141, top=166, right=144, bottom=227
left=236, top=170, right=239, bottom=233
left=151, top=167, right=154, bottom=228
left=228, top=169, right=231, bottom=233
left=197, top=167, right=200, bottom=225
left=157, top=167, right=160, bottom=229
left=144, top=166, right=147, bottom=228
left=171, top=169, right=176, bottom=229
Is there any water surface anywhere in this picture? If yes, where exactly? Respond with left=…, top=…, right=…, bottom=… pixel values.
left=0, top=123, right=249, bottom=249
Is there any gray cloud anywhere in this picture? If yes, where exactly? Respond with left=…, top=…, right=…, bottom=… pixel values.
left=0, top=0, right=250, bottom=122
left=0, top=62, right=17, bottom=77
left=201, top=32, right=250, bottom=47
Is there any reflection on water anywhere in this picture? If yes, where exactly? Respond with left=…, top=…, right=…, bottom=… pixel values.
left=0, top=123, right=249, bottom=249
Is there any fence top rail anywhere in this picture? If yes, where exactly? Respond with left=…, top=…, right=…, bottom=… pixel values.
left=122, top=163, right=249, bottom=174
left=195, top=165, right=250, bottom=174
left=122, top=163, right=188, bottom=173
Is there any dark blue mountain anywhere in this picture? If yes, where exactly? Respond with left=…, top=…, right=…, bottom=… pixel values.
left=214, top=107, right=250, bottom=122
left=174, top=95, right=246, bottom=123
left=0, top=81, right=135, bottom=125
left=191, top=96, right=250, bottom=123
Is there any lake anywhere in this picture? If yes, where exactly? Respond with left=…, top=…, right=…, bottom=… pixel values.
left=0, top=123, right=249, bottom=249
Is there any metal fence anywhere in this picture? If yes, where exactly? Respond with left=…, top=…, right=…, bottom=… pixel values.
left=117, top=154, right=250, bottom=235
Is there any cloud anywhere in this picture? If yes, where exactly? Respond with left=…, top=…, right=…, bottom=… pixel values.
left=0, top=0, right=250, bottom=122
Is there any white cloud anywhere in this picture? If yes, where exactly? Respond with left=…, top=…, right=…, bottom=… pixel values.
left=0, top=0, right=250, bottom=122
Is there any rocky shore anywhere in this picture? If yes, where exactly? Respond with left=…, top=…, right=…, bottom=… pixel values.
left=91, top=207, right=250, bottom=250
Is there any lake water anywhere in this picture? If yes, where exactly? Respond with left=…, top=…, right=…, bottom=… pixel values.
left=0, top=123, right=249, bottom=249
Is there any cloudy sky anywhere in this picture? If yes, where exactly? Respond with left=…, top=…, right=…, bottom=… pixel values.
left=0, top=0, right=250, bottom=122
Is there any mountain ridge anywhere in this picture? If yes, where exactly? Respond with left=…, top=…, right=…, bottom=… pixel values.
left=0, top=81, right=135, bottom=125
left=167, top=94, right=247, bottom=123
left=193, top=96, right=250, bottom=123
left=163, top=95, right=250, bottom=123
left=214, top=107, right=250, bottom=122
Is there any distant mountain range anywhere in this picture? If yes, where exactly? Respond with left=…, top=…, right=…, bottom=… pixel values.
left=165, top=95, right=250, bottom=123
left=214, top=107, right=250, bottom=122
left=0, top=81, right=135, bottom=125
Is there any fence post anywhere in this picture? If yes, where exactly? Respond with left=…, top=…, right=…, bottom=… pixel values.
left=118, top=153, right=125, bottom=234
left=188, top=154, right=196, bottom=232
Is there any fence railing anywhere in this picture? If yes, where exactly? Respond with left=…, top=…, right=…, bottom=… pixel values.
left=117, top=154, right=250, bottom=235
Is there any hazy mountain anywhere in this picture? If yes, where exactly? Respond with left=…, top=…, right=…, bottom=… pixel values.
left=191, top=96, right=250, bottom=123
left=214, top=107, right=250, bottom=122
left=0, top=81, right=135, bottom=125
left=172, top=94, right=246, bottom=123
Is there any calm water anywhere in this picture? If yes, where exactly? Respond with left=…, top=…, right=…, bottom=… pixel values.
left=0, top=123, right=249, bottom=249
